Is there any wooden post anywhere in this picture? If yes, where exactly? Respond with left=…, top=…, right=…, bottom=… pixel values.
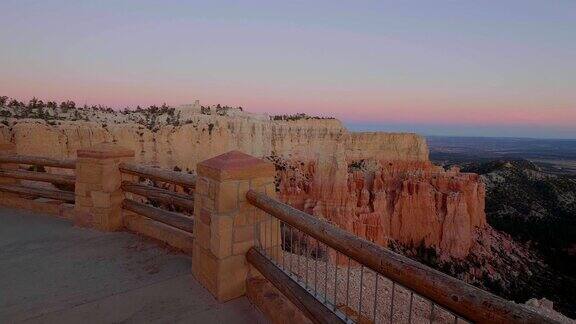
left=74, top=143, right=134, bottom=231
left=192, top=151, right=277, bottom=302
left=0, top=143, right=18, bottom=186
left=0, top=144, right=21, bottom=204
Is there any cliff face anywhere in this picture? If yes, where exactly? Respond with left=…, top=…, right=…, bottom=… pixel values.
left=0, top=117, right=483, bottom=258
left=274, top=154, right=486, bottom=258
left=0, top=117, right=428, bottom=170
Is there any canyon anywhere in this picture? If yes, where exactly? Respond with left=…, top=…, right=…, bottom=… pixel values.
left=2, top=103, right=571, bottom=318
left=0, top=113, right=484, bottom=259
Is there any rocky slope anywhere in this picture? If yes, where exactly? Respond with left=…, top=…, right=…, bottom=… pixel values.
left=465, top=160, right=576, bottom=255
left=461, top=160, right=576, bottom=317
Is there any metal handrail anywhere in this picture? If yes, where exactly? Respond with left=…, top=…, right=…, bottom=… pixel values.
left=246, top=189, right=557, bottom=324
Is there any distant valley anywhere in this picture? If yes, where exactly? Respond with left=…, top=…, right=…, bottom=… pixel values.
left=428, top=136, right=576, bottom=176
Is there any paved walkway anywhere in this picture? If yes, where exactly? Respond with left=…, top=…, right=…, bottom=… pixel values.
left=0, top=207, right=265, bottom=323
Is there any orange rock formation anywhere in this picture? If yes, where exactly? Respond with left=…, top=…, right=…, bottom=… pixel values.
left=276, top=155, right=486, bottom=258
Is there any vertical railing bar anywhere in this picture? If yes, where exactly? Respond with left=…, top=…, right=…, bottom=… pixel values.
left=294, top=228, right=299, bottom=282
left=304, top=234, right=310, bottom=290
left=345, top=257, right=351, bottom=321
left=276, top=218, right=280, bottom=266
left=265, top=214, right=269, bottom=257
left=408, top=291, right=414, bottom=324
left=389, top=281, right=396, bottom=324
left=276, top=219, right=280, bottom=268
left=324, top=243, right=329, bottom=303
left=259, top=215, right=263, bottom=250
left=295, top=229, right=299, bottom=282
left=272, top=216, right=276, bottom=264
left=269, top=214, right=273, bottom=260
left=268, top=215, right=272, bottom=260
left=283, top=223, right=287, bottom=271
left=298, top=230, right=304, bottom=282
left=453, top=315, right=458, bottom=324
left=254, top=213, right=258, bottom=250
left=314, top=239, right=319, bottom=294
left=266, top=214, right=270, bottom=257
left=277, top=218, right=280, bottom=267
left=279, top=221, right=284, bottom=270
left=433, top=302, right=461, bottom=324
left=297, top=229, right=303, bottom=283
left=264, top=213, right=268, bottom=257
left=430, top=302, right=435, bottom=324
left=333, top=250, right=338, bottom=310
left=372, top=273, right=379, bottom=323
left=289, top=226, right=294, bottom=275
left=358, top=265, right=364, bottom=321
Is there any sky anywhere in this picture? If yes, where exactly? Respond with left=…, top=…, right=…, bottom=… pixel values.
left=1, top=1, right=575, bottom=139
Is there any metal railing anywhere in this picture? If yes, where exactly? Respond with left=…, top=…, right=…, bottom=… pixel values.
left=253, top=213, right=464, bottom=323
left=247, top=190, right=557, bottom=324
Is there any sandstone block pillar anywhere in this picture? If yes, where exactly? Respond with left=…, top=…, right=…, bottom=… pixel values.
left=192, top=150, right=278, bottom=302
left=74, top=143, right=134, bottom=231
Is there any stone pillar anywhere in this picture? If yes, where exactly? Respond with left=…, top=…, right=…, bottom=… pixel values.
left=192, top=151, right=278, bottom=302
left=74, top=143, right=134, bottom=231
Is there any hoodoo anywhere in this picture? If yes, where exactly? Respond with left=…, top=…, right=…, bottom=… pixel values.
left=275, top=150, right=486, bottom=258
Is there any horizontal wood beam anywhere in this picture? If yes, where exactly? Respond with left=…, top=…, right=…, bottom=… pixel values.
left=122, top=181, right=194, bottom=211
left=246, top=190, right=557, bottom=324
left=0, top=169, right=76, bottom=186
left=0, top=184, right=75, bottom=202
left=122, top=198, right=194, bottom=233
left=125, top=212, right=194, bottom=255
left=0, top=155, right=76, bottom=169
left=246, top=247, right=344, bottom=324
left=119, top=163, right=196, bottom=189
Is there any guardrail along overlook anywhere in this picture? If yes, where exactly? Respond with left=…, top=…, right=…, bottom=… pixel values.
left=0, top=143, right=559, bottom=324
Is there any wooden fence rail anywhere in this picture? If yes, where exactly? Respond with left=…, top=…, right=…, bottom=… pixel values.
left=121, top=181, right=194, bottom=211
left=0, top=184, right=75, bottom=203
left=122, top=199, right=194, bottom=233
left=246, top=189, right=557, bottom=324
left=119, top=163, right=196, bottom=189
left=0, top=169, right=76, bottom=186
left=0, top=155, right=76, bottom=169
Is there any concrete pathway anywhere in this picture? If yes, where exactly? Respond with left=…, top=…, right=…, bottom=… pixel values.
left=0, top=207, right=265, bottom=323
